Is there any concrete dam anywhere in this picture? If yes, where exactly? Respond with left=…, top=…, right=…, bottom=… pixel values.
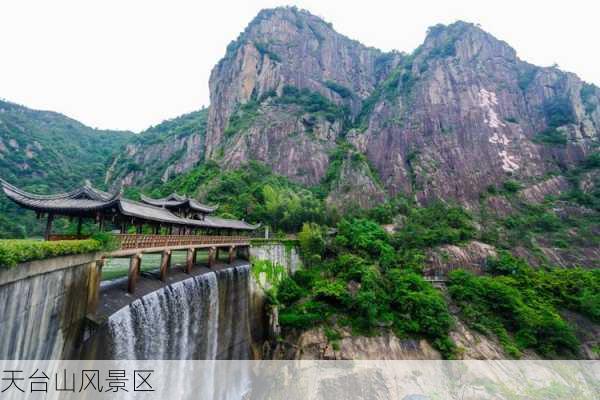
left=0, top=242, right=300, bottom=361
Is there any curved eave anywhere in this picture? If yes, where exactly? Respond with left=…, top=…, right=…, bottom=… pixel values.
left=188, top=200, right=219, bottom=214
left=139, top=194, right=187, bottom=208
left=118, top=199, right=189, bottom=226
left=0, top=178, right=84, bottom=201
left=2, top=187, right=121, bottom=215
left=202, top=216, right=261, bottom=230
left=0, top=178, right=118, bottom=202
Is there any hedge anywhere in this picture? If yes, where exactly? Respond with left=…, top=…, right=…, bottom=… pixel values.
left=0, top=239, right=103, bottom=268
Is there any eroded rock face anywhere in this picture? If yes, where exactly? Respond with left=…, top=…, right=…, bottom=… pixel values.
left=205, top=9, right=600, bottom=209
left=206, top=7, right=383, bottom=186
left=268, top=323, right=518, bottom=360
left=425, top=240, right=497, bottom=277
left=358, top=22, right=598, bottom=205
left=270, top=328, right=441, bottom=360
left=518, top=176, right=571, bottom=204
left=107, top=109, right=207, bottom=188
left=325, top=152, right=387, bottom=211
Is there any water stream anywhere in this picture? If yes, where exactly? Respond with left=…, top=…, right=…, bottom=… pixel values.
left=106, top=264, right=252, bottom=360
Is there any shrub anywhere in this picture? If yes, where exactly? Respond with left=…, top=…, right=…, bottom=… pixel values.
left=448, top=269, right=580, bottom=357
left=518, top=67, right=538, bottom=91
left=485, top=250, right=529, bottom=275
left=502, top=180, right=522, bottom=193
left=543, top=97, right=576, bottom=128
left=388, top=269, right=455, bottom=357
left=314, top=279, right=349, bottom=305
left=279, top=300, right=331, bottom=329
left=277, top=277, right=307, bottom=305
left=582, top=152, right=600, bottom=170
left=580, top=83, right=597, bottom=114
left=253, top=42, right=281, bottom=62
left=298, top=223, right=325, bottom=265
left=393, top=202, right=475, bottom=250
left=324, top=81, right=353, bottom=98
left=223, top=100, right=260, bottom=137
left=278, top=85, right=350, bottom=124
left=0, top=239, right=103, bottom=268
left=533, top=128, right=568, bottom=146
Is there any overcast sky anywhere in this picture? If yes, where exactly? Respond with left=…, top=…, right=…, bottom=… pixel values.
left=0, top=0, right=598, bottom=132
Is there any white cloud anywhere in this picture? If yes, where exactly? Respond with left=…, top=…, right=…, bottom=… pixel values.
left=0, top=0, right=598, bottom=132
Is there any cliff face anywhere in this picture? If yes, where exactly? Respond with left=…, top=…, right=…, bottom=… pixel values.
left=206, top=7, right=383, bottom=186
left=205, top=8, right=600, bottom=207
left=107, top=109, right=207, bottom=189
left=353, top=22, right=599, bottom=204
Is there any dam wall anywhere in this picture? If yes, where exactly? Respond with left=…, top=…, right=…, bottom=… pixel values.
left=0, top=253, right=102, bottom=359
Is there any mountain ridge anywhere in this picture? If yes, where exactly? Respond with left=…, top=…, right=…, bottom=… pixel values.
left=200, top=7, right=599, bottom=206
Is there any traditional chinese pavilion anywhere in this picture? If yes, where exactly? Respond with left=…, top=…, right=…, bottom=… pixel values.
left=0, top=179, right=259, bottom=239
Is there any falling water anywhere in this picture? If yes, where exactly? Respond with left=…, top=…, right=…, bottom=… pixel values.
left=106, top=264, right=252, bottom=360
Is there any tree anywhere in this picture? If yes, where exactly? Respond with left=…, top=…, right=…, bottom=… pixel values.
left=298, top=223, right=325, bottom=265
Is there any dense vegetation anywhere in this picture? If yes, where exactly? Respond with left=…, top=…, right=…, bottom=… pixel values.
left=449, top=251, right=598, bottom=358
left=111, top=108, right=208, bottom=190
left=139, top=161, right=327, bottom=232
left=0, top=100, right=133, bottom=238
left=0, top=238, right=103, bottom=268
left=272, top=201, right=481, bottom=358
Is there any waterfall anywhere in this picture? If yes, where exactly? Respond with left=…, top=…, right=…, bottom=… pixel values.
left=106, top=264, right=252, bottom=360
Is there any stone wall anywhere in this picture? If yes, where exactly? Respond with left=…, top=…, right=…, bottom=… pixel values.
left=250, top=241, right=302, bottom=276
left=0, top=253, right=102, bottom=359
left=248, top=241, right=302, bottom=352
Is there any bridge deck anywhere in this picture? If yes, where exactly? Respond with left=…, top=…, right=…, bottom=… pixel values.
left=97, top=258, right=249, bottom=318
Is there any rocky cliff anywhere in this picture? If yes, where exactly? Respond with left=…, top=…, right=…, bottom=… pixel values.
left=107, top=109, right=208, bottom=190
left=205, top=7, right=384, bottom=188
left=205, top=7, right=600, bottom=207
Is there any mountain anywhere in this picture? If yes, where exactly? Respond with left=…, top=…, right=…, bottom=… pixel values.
left=102, top=7, right=600, bottom=270
left=2, top=7, right=599, bottom=359
left=106, top=108, right=208, bottom=190
left=203, top=7, right=600, bottom=208
left=0, top=99, right=134, bottom=237
left=0, top=99, right=133, bottom=190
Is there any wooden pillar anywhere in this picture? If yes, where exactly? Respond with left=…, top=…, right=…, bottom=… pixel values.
left=159, top=250, right=171, bottom=281
left=44, top=213, right=54, bottom=240
left=228, top=246, right=236, bottom=264
left=76, top=217, right=83, bottom=236
left=208, top=247, right=216, bottom=268
left=86, top=258, right=104, bottom=314
left=128, top=254, right=141, bottom=294
left=185, top=248, right=195, bottom=274
left=239, top=245, right=249, bottom=260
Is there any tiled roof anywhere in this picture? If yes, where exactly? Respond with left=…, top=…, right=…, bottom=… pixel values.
left=140, top=193, right=218, bottom=213
left=0, top=179, right=258, bottom=230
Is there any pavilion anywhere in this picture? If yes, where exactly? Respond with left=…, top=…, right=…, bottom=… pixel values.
left=0, top=179, right=259, bottom=239
left=140, top=193, right=217, bottom=219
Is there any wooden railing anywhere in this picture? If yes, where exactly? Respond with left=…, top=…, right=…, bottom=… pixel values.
left=114, top=234, right=251, bottom=251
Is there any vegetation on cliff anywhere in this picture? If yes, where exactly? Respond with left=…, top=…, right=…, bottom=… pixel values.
left=273, top=203, right=477, bottom=358
left=0, top=100, right=133, bottom=238
left=264, top=184, right=599, bottom=359
left=449, top=252, right=598, bottom=358
left=140, top=161, right=327, bottom=232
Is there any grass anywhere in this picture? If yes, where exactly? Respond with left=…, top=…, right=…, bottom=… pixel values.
left=0, top=239, right=103, bottom=268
